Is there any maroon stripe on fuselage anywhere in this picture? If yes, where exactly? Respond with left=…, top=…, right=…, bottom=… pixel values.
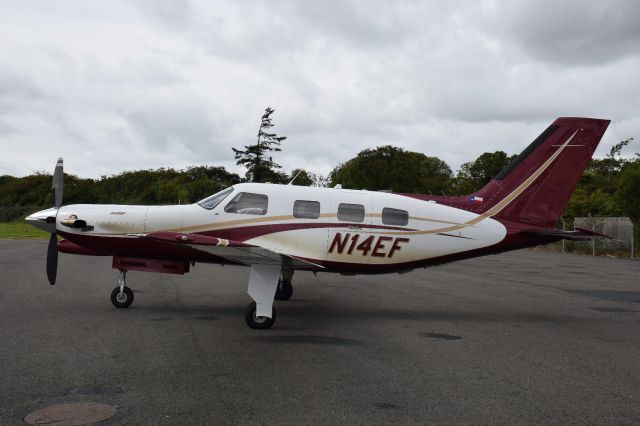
left=197, top=222, right=416, bottom=242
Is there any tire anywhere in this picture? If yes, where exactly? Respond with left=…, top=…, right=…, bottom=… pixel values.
left=274, top=279, right=293, bottom=301
left=110, top=286, right=134, bottom=308
left=244, top=301, right=276, bottom=329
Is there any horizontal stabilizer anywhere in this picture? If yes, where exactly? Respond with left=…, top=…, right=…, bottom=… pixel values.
left=523, top=227, right=612, bottom=241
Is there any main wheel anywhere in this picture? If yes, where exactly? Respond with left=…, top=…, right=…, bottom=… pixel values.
left=110, top=286, right=134, bottom=308
left=274, top=279, right=293, bottom=301
left=244, top=301, right=276, bottom=329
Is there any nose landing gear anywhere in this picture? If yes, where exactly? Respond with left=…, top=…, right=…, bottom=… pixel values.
left=110, top=270, right=134, bottom=308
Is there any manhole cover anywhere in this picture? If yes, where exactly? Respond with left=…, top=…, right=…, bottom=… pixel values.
left=24, top=402, right=117, bottom=426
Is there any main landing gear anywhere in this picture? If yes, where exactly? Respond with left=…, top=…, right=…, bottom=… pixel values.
left=110, top=270, right=134, bottom=308
left=244, top=301, right=277, bottom=329
left=275, top=278, right=293, bottom=301
left=244, top=267, right=294, bottom=329
left=275, top=269, right=294, bottom=301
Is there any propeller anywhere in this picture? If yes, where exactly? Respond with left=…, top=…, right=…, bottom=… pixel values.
left=47, top=158, right=64, bottom=285
left=47, top=233, right=58, bottom=285
left=52, top=157, right=63, bottom=209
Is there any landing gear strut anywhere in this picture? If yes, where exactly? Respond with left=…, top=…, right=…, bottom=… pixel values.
left=110, top=270, right=134, bottom=308
left=245, top=264, right=280, bottom=329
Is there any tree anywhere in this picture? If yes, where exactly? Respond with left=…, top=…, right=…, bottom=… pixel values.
left=452, top=151, right=515, bottom=195
left=610, top=137, right=634, bottom=158
left=563, top=138, right=637, bottom=220
left=232, top=107, right=287, bottom=183
left=564, top=187, right=621, bottom=219
left=329, top=145, right=452, bottom=193
left=585, top=137, right=635, bottom=183
left=616, top=161, right=640, bottom=221
left=615, top=160, right=640, bottom=256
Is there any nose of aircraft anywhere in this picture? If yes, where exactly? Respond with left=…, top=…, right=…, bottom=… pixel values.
left=25, top=207, right=59, bottom=233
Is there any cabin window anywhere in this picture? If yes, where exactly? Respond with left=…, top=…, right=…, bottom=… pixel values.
left=198, top=187, right=233, bottom=210
left=293, top=200, right=320, bottom=219
left=382, top=207, right=408, bottom=226
left=224, top=192, right=268, bottom=215
left=337, top=203, right=365, bottom=222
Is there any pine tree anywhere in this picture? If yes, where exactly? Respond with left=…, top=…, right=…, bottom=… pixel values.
left=232, top=107, right=287, bottom=182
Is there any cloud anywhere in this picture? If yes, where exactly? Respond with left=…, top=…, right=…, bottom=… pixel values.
left=124, top=101, right=218, bottom=156
left=134, top=0, right=193, bottom=31
left=497, top=0, right=640, bottom=65
left=0, top=0, right=638, bottom=180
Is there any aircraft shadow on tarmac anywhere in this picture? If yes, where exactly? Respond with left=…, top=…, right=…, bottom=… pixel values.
left=116, top=302, right=580, bottom=326
left=566, top=290, right=640, bottom=303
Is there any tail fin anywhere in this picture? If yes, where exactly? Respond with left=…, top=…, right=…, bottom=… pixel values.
left=470, top=117, right=610, bottom=227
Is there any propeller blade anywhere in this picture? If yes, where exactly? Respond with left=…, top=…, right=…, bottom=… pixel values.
left=52, top=157, right=63, bottom=208
left=46, top=233, right=58, bottom=285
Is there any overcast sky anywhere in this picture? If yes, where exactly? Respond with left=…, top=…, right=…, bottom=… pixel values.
left=1, top=0, right=639, bottom=179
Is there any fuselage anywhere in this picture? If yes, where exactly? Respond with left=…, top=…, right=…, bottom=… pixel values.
left=31, top=183, right=518, bottom=274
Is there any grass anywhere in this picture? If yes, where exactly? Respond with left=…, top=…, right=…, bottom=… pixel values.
left=0, top=221, right=49, bottom=239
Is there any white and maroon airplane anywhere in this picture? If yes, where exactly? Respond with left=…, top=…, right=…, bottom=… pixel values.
left=26, top=117, right=610, bottom=329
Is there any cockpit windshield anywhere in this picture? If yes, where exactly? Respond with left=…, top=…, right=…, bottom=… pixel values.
left=197, top=187, right=234, bottom=210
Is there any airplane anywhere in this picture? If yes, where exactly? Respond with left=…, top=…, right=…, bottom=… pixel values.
left=26, top=117, right=611, bottom=329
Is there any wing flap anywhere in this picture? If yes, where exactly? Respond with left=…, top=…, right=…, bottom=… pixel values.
left=144, top=231, right=323, bottom=269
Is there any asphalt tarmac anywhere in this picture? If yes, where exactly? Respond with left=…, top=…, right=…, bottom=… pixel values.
left=1, top=239, right=639, bottom=425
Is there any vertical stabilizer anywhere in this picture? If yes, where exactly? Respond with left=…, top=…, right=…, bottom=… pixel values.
left=469, top=117, right=610, bottom=227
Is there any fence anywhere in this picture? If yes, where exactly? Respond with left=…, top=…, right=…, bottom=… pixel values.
left=560, top=217, right=636, bottom=258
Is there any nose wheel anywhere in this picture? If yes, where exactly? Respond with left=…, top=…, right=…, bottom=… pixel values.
left=110, top=270, right=134, bottom=308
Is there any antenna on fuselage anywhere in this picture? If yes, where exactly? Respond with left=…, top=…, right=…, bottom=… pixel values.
left=287, top=159, right=313, bottom=185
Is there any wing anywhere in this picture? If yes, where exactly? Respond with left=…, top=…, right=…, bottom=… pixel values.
left=143, top=231, right=324, bottom=270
